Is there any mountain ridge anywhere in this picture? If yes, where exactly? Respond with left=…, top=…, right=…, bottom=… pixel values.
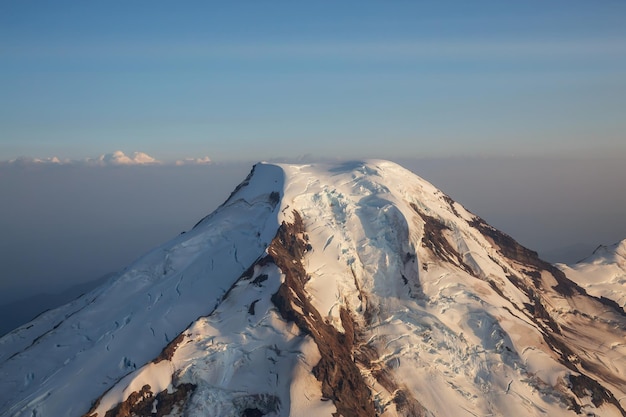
left=2, top=160, right=625, bottom=417
left=558, top=239, right=626, bottom=310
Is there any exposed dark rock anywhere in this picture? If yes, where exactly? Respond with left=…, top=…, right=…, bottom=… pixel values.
left=269, top=191, right=281, bottom=207
left=441, top=194, right=461, bottom=218
left=570, top=374, right=626, bottom=416
left=410, top=203, right=476, bottom=277
left=242, top=408, right=264, bottom=417
left=268, top=211, right=429, bottom=417
left=468, top=217, right=586, bottom=298
left=468, top=216, right=626, bottom=414
left=354, top=343, right=427, bottom=417
left=597, top=295, right=626, bottom=316
left=248, top=299, right=259, bottom=315
left=269, top=211, right=379, bottom=417
left=252, top=274, right=269, bottom=286
left=104, top=384, right=153, bottom=417
left=239, top=256, right=276, bottom=282
left=239, top=262, right=258, bottom=281
left=83, top=383, right=196, bottom=417
left=153, top=332, right=186, bottom=364
left=392, top=389, right=428, bottom=417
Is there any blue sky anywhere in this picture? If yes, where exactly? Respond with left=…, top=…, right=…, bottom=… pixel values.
left=1, top=1, right=626, bottom=161
left=2, top=2, right=626, bottom=333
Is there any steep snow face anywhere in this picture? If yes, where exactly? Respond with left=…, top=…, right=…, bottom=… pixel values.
left=0, top=164, right=285, bottom=417
left=559, top=240, right=626, bottom=308
left=2, top=160, right=626, bottom=417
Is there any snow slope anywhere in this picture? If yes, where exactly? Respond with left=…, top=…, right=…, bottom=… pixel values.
left=1, top=160, right=626, bottom=417
left=0, top=164, right=284, bottom=417
left=558, top=240, right=626, bottom=308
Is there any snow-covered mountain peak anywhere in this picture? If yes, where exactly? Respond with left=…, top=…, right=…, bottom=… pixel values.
left=558, top=239, right=626, bottom=310
left=585, top=239, right=626, bottom=265
left=2, top=160, right=626, bottom=417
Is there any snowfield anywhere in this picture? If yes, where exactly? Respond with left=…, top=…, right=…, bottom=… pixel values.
left=558, top=240, right=626, bottom=309
left=1, top=160, right=625, bottom=417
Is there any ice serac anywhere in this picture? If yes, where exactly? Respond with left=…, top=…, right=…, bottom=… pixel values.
left=2, top=160, right=626, bottom=417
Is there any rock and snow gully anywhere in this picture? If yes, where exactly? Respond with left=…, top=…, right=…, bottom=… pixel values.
left=1, top=160, right=625, bottom=417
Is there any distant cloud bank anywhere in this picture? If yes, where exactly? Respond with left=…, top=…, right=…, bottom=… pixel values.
left=86, top=150, right=160, bottom=166
left=175, top=156, right=212, bottom=166
left=1, top=151, right=212, bottom=167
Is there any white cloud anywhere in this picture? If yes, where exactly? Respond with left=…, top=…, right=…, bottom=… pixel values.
left=86, top=151, right=161, bottom=166
left=2, top=156, right=69, bottom=166
left=175, top=156, right=212, bottom=166
left=1, top=151, right=214, bottom=167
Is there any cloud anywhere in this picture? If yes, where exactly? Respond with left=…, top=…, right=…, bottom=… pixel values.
left=1, top=151, right=212, bottom=167
left=175, top=156, right=212, bottom=166
left=2, top=156, right=69, bottom=166
left=86, top=151, right=161, bottom=166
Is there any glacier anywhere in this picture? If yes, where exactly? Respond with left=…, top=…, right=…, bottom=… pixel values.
left=1, top=160, right=625, bottom=417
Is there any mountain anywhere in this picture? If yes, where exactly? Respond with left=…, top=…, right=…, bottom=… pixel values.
left=1, top=160, right=625, bottom=417
left=558, top=240, right=626, bottom=309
